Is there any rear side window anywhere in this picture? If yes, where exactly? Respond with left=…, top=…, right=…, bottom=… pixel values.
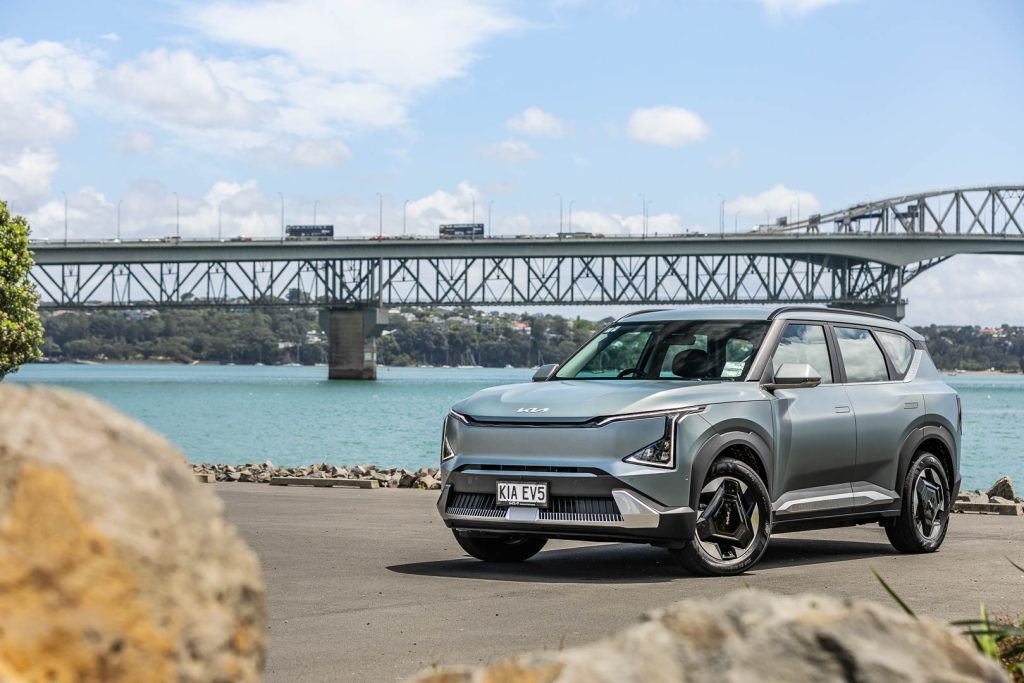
left=772, top=324, right=833, bottom=383
left=835, top=327, right=889, bottom=382
left=877, top=331, right=915, bottom=376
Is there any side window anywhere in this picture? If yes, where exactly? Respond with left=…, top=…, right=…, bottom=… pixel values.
left=772, top=324, right=833, bottom=383
left=877, top=331, right=915, bottom=377
left=835, top=327, right=889, bottom=382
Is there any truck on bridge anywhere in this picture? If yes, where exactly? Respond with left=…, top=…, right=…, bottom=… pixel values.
left=439, top=223, right=484, bottom=239
left=286, top=225, right=334, bottom=240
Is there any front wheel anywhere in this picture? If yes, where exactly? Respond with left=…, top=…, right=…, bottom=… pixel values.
left=885, top=452, right=950, bottom=553
left=453, top=530, right=547, bottom=562
left=671, top=457, right=772, bottom=576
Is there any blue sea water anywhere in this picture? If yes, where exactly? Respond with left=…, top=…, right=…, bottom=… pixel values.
left=9, top=364, right=1022, bottom=490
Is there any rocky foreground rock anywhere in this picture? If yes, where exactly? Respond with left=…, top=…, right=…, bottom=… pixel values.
left=409, top=589, right=1007, bottom=683
left=193, top=460, right=444, bottom=489
left=0, top=385, right=267, bottom=682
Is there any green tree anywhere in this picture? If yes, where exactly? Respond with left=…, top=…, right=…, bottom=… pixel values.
left=0, top=201, right=44, bottom=379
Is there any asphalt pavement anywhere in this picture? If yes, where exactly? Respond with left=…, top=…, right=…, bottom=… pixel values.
left=216, top=483, right=1024, bottom=683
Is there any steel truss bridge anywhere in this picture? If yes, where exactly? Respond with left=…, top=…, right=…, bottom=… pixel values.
left=29, top=185, right=1024, bottom=316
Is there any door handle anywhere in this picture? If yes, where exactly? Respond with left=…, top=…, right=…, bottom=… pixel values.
left=904, top=401, right=919, bottom=409
left=834, top=406, right=851, bottom=414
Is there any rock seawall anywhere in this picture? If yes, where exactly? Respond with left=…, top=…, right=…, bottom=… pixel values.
left=193, top=461, right=443, bottom=489
left=0, top=385, right=267, bottom=682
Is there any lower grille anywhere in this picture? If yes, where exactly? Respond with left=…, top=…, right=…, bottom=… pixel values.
left=446, top=491, right=622, bottom=523
left=447, top=492, right=505, bottom=518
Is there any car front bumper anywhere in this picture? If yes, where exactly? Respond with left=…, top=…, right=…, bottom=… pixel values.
left=436, top=470, right=696, bottom=545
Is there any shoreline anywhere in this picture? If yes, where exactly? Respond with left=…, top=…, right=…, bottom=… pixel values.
left=192, top=461, right=443, bottom=489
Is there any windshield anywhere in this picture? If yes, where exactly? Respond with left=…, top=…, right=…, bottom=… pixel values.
left=554, top=320, right=769, bottom=381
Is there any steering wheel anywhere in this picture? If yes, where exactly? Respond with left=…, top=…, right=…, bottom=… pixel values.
left=617, top=368, right=641, bottom=378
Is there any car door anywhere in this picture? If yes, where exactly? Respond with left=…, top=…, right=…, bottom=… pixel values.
left=833, top=326, right=923, bottom=507
left=769, top=322, right=858, bottom=517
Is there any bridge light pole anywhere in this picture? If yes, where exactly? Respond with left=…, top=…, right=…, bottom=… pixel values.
left=174, top=192, right=179, bottom=237
left=717, top=194, right=725, bottom=235
left=646, top=200, right=654, bottom=235
left=62, top=191, right=68, bottom=244
left=376, top=192, right=383, bottom=237
left=403, top=199, right=409, bottom=236
left=471, top=196, right=476, bottom=224
left=117, top=199, right=123, bottom=241
left=638, top=193, right=647, bottom=238
left=277, top=193, right=284, bottom=239
left=218, top=200, right=224, bottom=240
left=556, top=193, right=563, bottom=234
left=487, top=200, right=494, bottom=238
left=313, top=199, right=319, bottom=227
left=568, top=200, right=575, bottom=234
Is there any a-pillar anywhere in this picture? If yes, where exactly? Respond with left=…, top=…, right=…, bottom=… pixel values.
left=830, top=301, right=906, bottom=321
left=319, top=307, right=388, bottom=380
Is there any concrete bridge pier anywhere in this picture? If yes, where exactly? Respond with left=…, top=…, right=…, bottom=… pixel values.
left=319, top=307, right=389, bottom=380
left=829, top=301, right=906, bottom=321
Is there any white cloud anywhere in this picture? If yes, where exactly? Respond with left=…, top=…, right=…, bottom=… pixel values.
left=904, top=256, right=1024, bottom=326
left=762, top=0, right=845, bottom=17
left=507, top=106, right=569, bottom=137
left=566, top=210, right=685, bottom=236
left=625, top=106, right=709, bottom=147
left=249, top=139, right=353, bottom=167
left=479, top=139, right=541, bottom=163
left=724, top=184, right=820, bottom=224
left=0, top=148, right=60, bottom=207
left=406, top=181, right=481, bottom=229
left=99, top=32, right=120, bottom=42
left=190, top=0, right=520, bottom=90
left=102, top=48, right=274, bottom=128
left=114, top=129, right=156, bottom=154
left=0, top=39, right=98, bottom=205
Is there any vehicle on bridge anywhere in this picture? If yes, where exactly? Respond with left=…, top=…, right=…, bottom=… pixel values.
left=439, top=223, right=484, bottom=238
left=286, top=224, right=334, bottom=239
left=437, top=306, right=960, bottom=575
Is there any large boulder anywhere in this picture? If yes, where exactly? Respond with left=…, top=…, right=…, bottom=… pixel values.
left=409, top=590, right=1005, bottom=682
left=0, top=385, right=266, bottom=682
left=986, top=475, right=1016, bottom=501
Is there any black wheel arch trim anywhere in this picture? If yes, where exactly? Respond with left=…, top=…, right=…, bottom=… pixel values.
left=688, top=430, right=774, bottom=509
left=897, top=424, right=958, bottom=493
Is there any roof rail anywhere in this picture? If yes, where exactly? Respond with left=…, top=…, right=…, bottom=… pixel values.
left=767, top=305, right=895, bottom=322
left=617, top=308, right=670, bottom=320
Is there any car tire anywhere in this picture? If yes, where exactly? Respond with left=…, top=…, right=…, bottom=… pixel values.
left=885, top=451, right=950, bottom=553
left=671, top=457, right=772, bottom=576
left=453, top=531, right=547, bottom=562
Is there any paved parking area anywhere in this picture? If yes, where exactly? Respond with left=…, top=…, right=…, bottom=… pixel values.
left=217, top=484, right=1024, bottom=683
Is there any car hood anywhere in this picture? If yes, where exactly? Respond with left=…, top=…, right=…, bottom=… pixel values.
left=452, top=379, right=767, bottom=423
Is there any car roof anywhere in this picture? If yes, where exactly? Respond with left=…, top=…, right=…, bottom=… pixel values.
left=619, top=306, right=924, bottom=341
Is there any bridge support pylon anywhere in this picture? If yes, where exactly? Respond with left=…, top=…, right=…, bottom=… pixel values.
left=319, top=306, right=388, bottom=380
left=829, top=301, right=906, bottom=321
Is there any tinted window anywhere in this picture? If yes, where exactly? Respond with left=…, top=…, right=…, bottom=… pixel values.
left=877, top=331, right=915, bottom=376
left=555, top=320, right=769, bottom=380
left=835, top=327, right=889, bottom=382
left=772, top=324, right=832, bottom=383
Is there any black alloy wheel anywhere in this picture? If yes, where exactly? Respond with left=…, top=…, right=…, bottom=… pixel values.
left=886, top=451, right=950, bottom=553
left=672, top=457, right=771, bottom=576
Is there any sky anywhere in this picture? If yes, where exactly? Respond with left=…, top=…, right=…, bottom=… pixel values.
left=2, top=0, right=1023, bottom=325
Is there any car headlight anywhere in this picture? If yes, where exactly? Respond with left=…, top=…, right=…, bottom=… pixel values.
left=621, top=408, right=703, bottom=469
left=441, top=415, right=456, bottom=463
left=624, top=437, right=673, bottom=468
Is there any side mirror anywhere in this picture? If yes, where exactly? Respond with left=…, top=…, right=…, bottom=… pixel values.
left=763, top=363, right=822, bottom=392
left=532, top=363, right=558, bottom=382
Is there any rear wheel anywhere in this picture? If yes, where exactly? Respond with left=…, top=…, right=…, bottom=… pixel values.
left=672, top=457, right=771, bottom=576
left=885, top=452, right=950, bottom=553
left=453, top=530, right=547, bottom=562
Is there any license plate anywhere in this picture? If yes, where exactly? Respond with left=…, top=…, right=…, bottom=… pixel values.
left=496, top=481, right=549, bottom=508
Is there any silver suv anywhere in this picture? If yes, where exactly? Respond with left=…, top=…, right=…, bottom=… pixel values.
left=436, top=306, right=961, bottom=575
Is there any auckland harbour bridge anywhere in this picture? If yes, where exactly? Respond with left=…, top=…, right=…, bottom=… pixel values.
left=28, top=184, right=1024, bottom=378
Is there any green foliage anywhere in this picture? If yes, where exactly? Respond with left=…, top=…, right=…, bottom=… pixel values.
left=873, top=560, right=1024, bottom=679
left=0, top=200, right=44, bottom=379
left=39, top=306, right=604, bottom=368
left=914, top=324, right=1024, bottom=373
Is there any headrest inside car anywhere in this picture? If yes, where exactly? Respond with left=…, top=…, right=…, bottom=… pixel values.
left=672, top=349, right=713, bottom=378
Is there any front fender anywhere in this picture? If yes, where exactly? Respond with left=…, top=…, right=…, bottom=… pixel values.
left=685, top=429, right=774, bottom=510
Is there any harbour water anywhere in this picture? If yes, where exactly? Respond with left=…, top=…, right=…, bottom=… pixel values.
left=10, top=364, right=1023, bottom=490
